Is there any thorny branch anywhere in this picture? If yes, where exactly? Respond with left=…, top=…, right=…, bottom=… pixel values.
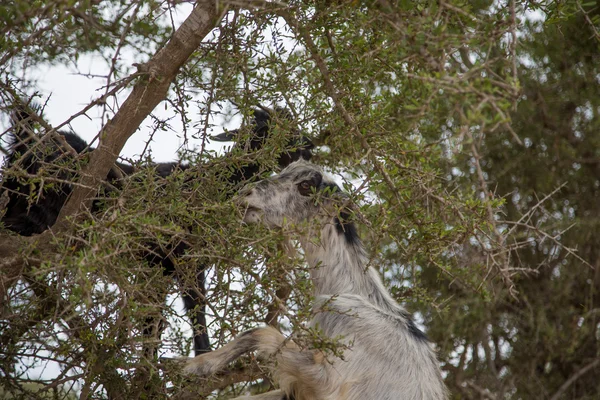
left=465, top=125, right=516, bottom=294
left=0, top=1, right=225, bottom=396
left=53, top=0, right=223, bottom=232
left=549, top=358, right=600, bottom=400
left=0, top=0, right=223, bottom=306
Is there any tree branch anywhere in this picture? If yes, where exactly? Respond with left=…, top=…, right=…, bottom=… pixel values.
left=174, top=363, right=266, bottom=399
left=550, top=358, right=600, bottom=400
left=0, top=0, right=225, bottom=324
left=0, top=232, right=52, bottom=312
left=53, top=0, right=223, bottom=232
left=1, top=3, right=225, bottom=393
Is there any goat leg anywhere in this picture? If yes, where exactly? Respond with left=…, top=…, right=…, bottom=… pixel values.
left=181, top=268, right=210, bottom=355
left=184, top=326, right=287, bottom=376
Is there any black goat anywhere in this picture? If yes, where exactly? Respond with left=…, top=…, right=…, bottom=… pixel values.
left=0, top=101, right=313, bottom=356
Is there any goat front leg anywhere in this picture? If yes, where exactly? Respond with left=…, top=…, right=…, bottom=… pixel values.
left=184, top=326, right=287, bottom=376
left=184, top=327, right=327, bottom=399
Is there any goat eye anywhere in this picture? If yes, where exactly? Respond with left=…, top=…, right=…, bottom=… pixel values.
left=298, top=180, right=313, bottom=196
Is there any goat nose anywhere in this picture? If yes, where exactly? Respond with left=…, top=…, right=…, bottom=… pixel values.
left=234, top=185, right=254, bottom=206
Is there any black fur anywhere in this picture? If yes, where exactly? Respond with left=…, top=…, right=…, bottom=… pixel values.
left=1, top=102, right=313, bottom=356
left=334, top=210, right=359, bottom=245
left=404, top=314, right=429, bottom=343
left=311, top=180, right=359, bottom=245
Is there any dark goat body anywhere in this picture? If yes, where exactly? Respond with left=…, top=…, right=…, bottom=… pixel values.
left=1, top=103, right=313, bottom=356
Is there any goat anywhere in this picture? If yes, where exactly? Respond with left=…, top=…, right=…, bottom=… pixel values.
left=184, top=160, right=448, bottom=399
left=0, top=101, right=313, bottom=356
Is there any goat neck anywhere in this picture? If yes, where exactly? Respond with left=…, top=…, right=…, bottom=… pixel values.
left=298, top=218, right=401, bottom=314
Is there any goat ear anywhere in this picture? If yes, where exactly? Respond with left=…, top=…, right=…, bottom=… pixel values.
left=210, top=130, right=238, bottom=142
left=254, top=106, right=272, bottom=120
left=333, top=199, right=360, bottom=244
left=337, top=206, right=354, bottom=224
left=318, top=184, right=352, bottom=211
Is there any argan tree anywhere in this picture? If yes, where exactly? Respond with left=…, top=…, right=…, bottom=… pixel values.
left=1, top=1, right=596, bottom=399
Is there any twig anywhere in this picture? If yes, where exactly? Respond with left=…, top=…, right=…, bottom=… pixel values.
left=577, top=1, right=600, bottom=42
left=549, top=358, right=600, bottom=400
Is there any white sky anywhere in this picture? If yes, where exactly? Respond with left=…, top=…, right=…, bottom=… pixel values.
left=8, top=55, right=241, bottom=393
left=9, top=54, right=223, bottom=390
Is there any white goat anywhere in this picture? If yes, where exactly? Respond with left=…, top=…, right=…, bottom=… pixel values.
left=184, top=160, right=448, bottom=400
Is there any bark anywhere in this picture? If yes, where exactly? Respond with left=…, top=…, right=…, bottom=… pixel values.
left=0, top=234, right=29, bottom=310
left=54, top=0, right=221, bottom=232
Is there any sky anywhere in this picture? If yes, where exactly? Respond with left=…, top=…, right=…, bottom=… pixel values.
left=7, top=53, right=223, bottom=391
left=6, top=53, right=244, bottom=393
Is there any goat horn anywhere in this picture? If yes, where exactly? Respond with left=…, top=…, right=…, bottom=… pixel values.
left=256, top=104, right=275, bottom=115
left=210, top=130, right=238, bottom=142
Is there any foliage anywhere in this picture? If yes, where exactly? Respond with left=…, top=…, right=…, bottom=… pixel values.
left=0, top=0, right=598, bottom=399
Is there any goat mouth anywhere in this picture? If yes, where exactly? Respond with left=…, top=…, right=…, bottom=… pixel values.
left=242, top=206, right=263, bottom=224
